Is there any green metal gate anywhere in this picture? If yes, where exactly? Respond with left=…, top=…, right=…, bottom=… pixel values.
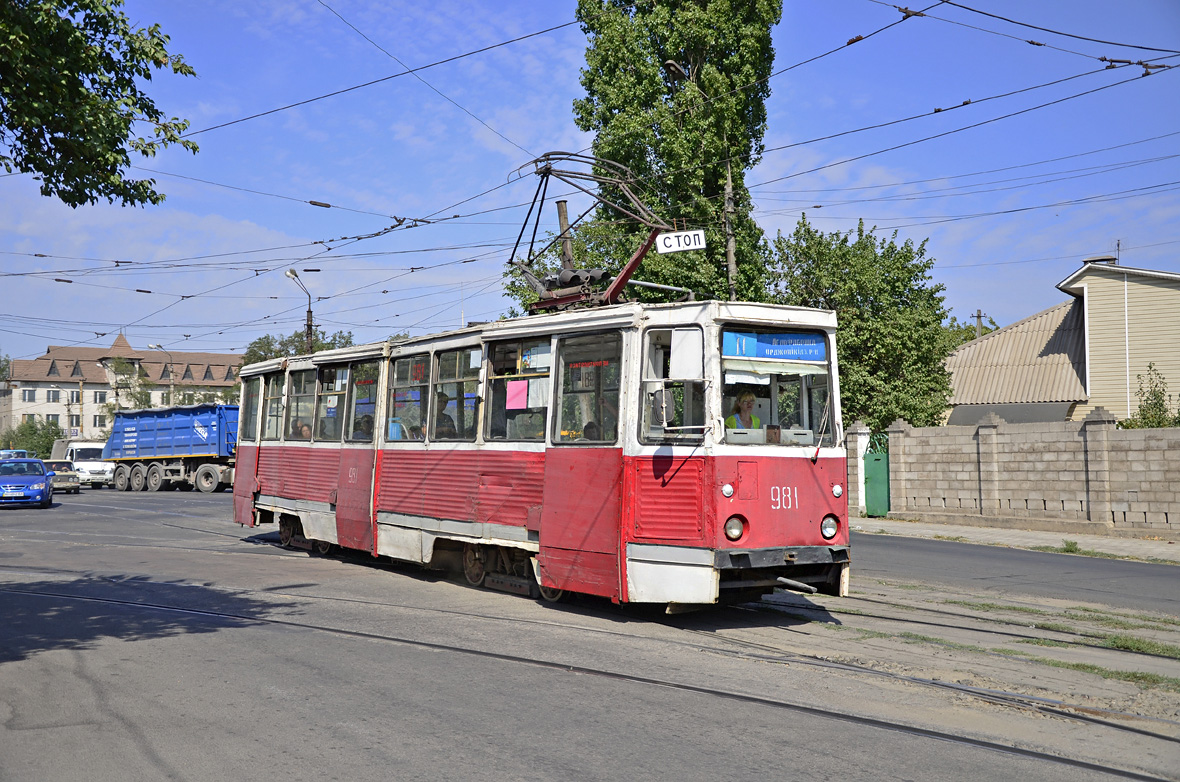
left=864, top=446, right=889, bottom=518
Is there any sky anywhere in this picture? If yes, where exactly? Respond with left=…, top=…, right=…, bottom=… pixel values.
left=3, top=0, right=1178, bottom=362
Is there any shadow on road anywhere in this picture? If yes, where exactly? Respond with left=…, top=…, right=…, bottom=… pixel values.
left=0, top=574, right=284, bottom=664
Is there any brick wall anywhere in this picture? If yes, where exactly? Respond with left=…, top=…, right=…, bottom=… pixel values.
left=859, top=408, right=1177, bottom=533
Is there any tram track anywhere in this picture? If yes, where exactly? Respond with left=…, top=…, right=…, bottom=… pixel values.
left=0, top=582, right=1171, bottom=782
left=6, top=507, right=1179, bottom=770
left=4, top=551, right=1179, bottom=751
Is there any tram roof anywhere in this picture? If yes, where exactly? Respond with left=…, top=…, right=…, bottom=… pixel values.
left=239, top=300, right=836, bottom=377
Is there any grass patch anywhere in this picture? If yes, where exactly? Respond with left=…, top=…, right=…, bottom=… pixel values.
left=897, top=632, right=989, bottom=653
left=1067, top=607, right=1180, bottom=629
left=1016, top=638, right=1070, bottom=648
left=855, top=629, right=893, bottom=640
left=1019, top=657, right=1180, bottom=692
left=933, top=534, right=968, bottom=542
left=1031, top=621, right=1084, bottom=634
left=1063, top=611, right=1167, bottom=631
left=1028, top=544, right=1123, bottom=560
left=874, top=580, right=926, bottom=591
left=1101, top=635, right=1180, bottom=659
left=943, top=600, right=1050, bottom=615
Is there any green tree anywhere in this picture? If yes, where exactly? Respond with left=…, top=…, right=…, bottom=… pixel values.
left=1120, top=363, right=1180, bottom=429
left=769, top=216, right=955, bottom=431
left=944, top=313, right=998, bottom=346
left=241, top=329, right=355, bottom=367
left=0, top=352, right=10, bottom=379
left=566, top=0, right=781, bottom=301
left=105, top=356, right=154, bottom=410
left=0, top=416, right=64, bottom=458
left=0, top=0, right=198, bottom=207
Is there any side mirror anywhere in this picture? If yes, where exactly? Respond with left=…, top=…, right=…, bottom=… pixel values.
left=46, top=471, right=56, bottom=478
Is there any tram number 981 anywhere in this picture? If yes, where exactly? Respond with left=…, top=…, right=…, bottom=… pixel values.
left=770, top=485, right=799, bottom=510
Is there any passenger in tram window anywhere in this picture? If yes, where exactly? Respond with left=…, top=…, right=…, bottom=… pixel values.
left=409, top=425, right=424, bottom=440
left=434, top=392, right=457, bottom=438
left=289, top=418, right=305, bottom=439
left=300, top=424, right=312, bottom=439
left=725, top=390, right=761, bottom=430
left=582, top=421, right=600, bottom=440
left=352, top=415, right=374, bottom=441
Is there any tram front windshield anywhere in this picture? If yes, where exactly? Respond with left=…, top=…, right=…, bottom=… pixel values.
left=720, top=328, right=834, bottom=447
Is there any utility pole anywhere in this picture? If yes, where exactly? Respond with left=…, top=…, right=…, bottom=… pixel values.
left=974, top=309, right=985, bottom=340
left=724, top=155, right=737, bottom=302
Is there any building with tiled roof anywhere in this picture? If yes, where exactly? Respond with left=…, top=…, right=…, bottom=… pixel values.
left=946, top=258, right=1180, bottom=425
left=0, top=335, right=242, bottom=438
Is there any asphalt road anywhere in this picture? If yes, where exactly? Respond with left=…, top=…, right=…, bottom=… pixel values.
left=851, top=531, right=1180, bottom=615
left=0, top=491, right=1170, bottom=781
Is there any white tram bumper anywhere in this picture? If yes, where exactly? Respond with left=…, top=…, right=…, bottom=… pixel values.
left=626, top=544, right=720, bottom=604
left=627, top=543, right=852, bottom=603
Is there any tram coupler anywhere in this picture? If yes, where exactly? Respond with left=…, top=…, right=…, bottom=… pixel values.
left=776, top=577, right=818, bottom=594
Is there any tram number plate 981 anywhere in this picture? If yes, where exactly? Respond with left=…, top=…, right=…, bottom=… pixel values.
left=770, top=486, right=799, bottom=510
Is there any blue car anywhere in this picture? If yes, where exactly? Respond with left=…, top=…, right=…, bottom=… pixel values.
left=0, top=458, right=56, bottom=509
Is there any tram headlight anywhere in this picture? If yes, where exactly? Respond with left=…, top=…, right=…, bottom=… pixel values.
left=832, top=483, right=843, bottom=498
left=820, top=515, right=839, bottom=540
left=724, top=516, right=745, bottom=541
left=721, top=483, right=734, bottom=498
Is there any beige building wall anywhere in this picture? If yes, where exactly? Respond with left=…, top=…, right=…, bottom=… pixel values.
left=1072, top=269, right=1180, bottom=420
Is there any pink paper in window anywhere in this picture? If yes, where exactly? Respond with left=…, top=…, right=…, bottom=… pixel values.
left=506, top=380, right=528, bottom=409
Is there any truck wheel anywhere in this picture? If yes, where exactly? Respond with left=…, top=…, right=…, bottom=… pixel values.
left=130, top=465, right=147, bottom=491
left=146, top=465, right=164, bottom=492
left=195, top=465, right=219, bottom=493
left=113, top=466, right=130, bottom=492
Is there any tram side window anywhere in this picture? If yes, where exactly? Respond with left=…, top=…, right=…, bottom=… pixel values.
left=314, top=365, right=349, bottom=442
left=485, top=338, right=550, bottom=441
left=239, top=377, right=261, bottom=443
left=387, top=355, right=428, bottom=440
left=432, top=347, right=481, bottom=441
left=284, top=370, right=315, bottom=440
left=640, top=328, right=705, bottom=445
left=261, top=374, right=284, bottom=440
left=553, top=332, right=621, bottom=444
left=345, top=361, right=380, bottom=442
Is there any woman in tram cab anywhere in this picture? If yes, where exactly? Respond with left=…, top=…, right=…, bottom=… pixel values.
left=725, top=389, right=761, bottom=430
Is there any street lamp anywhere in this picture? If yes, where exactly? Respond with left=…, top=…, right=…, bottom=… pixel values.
left=285, top=268, right=314, bottom=354
left=148, top=344, right=175, bottom=405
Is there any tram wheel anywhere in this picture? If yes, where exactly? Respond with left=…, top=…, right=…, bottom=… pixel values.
left=313, top=540, right=333, bottom=556
left=537, top=584, right=567, bottom=603
left=462, top=543, right=486, bottom=586
left=278, top=519, right=296, bottom=548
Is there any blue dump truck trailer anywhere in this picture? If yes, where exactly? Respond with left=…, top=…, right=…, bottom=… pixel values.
left=103, top=404, right=238, bottom=493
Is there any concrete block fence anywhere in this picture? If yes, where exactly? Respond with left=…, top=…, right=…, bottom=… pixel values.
left=845, top=408, right=1178, bottom=536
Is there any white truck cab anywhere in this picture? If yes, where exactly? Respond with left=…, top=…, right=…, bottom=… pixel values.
left=50, top=440, right=114, bottom=488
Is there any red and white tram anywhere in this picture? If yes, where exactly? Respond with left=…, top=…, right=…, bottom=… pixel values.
left=233, top=300, right=850, bottom=607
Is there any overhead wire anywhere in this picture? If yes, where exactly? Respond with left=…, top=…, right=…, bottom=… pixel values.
left=937, top=0, right=1180, bottom=54
left=314, top=0, right=533, bottom=158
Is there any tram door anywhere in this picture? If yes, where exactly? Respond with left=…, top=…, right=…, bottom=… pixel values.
left=334, top=361, right=380, bottom=552
left=232, top=377, right=263, bottom=527
left=537, top=332, right=624, bottom=599
left=539, top=448, right=622, bottom=599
